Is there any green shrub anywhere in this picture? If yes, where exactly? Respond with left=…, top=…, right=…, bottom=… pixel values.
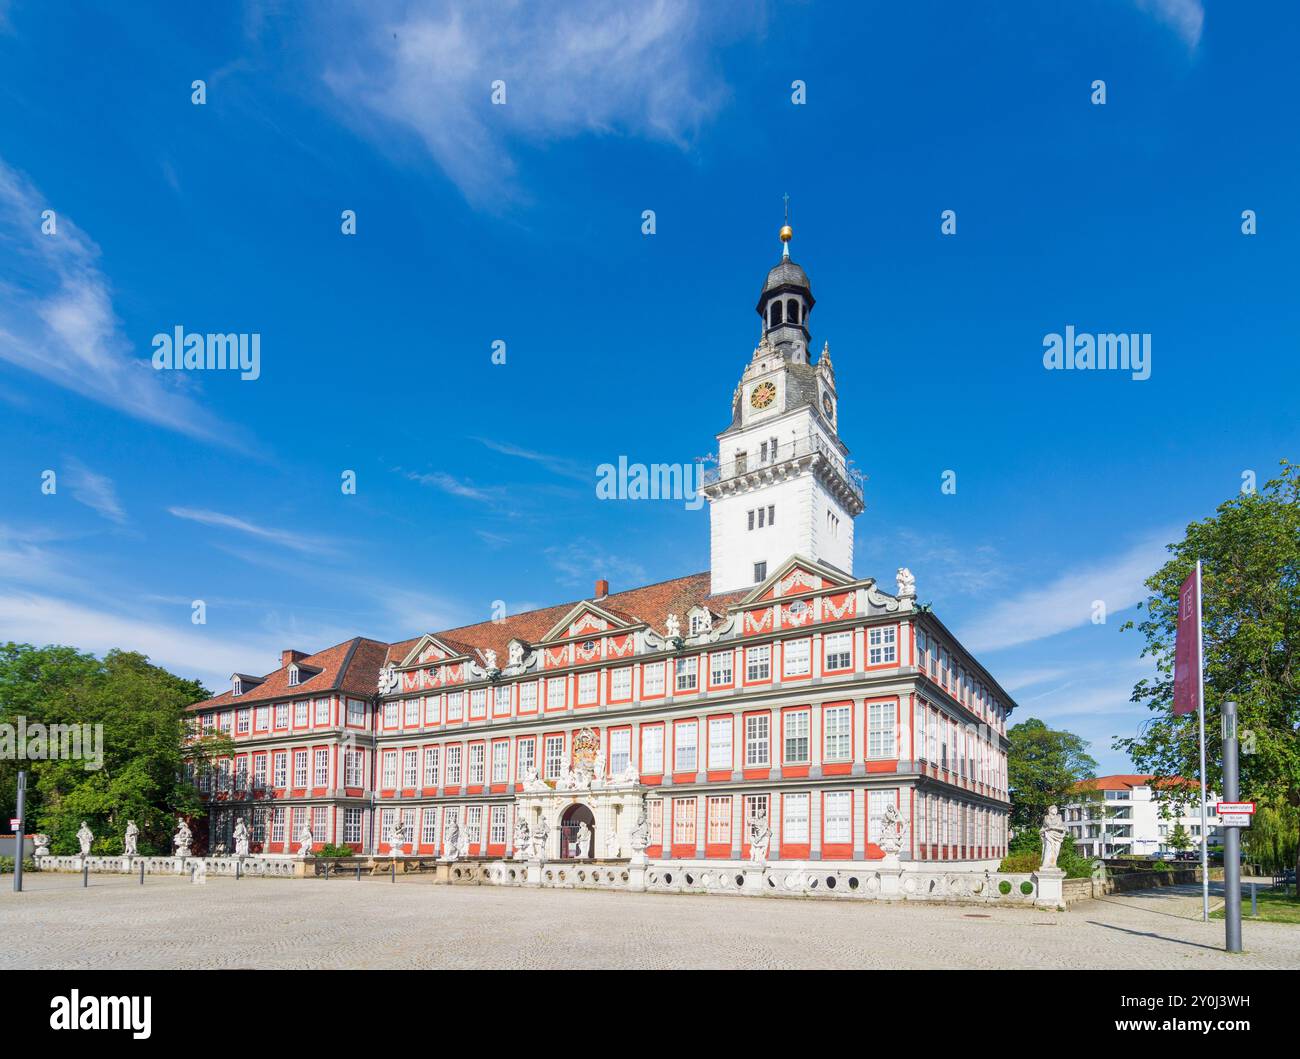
left=998, top=880, right=1012, bottom=895
left=0, top=857, right=37, bottom=874
left=313, top=843, right=356, bottom=859
left=1020, top=880, right=1034, bottom=895
left=997, top=850, right=1040, bottom=873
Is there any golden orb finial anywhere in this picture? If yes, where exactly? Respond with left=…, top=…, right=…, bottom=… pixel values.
left=779, top=224, right=793, bottom=242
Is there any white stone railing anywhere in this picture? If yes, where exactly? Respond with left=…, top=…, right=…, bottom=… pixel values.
left=34, top=854, right=304, bottom=878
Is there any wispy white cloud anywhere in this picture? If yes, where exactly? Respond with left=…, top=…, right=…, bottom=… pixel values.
left=1134, top=0, right=1204, bottom=48
left=0, top=158, right=233, bottom=444
left=309, top=0, right=738, bottom=206
left=403, top=469, right=497, bottom=502
left=958, top=531, right=1174, bottom=653
left=167, top=506, right=337, bottom=556
left=66, top=458, right=127, bottom=525
left=475, top=437, right=590, bottom=482
left=544, top=539, right=646, bottom=589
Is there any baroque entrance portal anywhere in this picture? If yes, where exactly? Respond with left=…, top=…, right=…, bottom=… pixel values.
left=559, top=803, right=595, bottom=860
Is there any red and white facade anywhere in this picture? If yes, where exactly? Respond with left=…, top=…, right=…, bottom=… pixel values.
left=185, top=232, right=1016, bottom=869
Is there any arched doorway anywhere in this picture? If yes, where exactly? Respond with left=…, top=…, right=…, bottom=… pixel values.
left=559, top=803, right=595, bottom=860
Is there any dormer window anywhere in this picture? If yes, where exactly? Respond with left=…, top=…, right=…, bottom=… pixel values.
left=689, top=613, right=706, bottom=635
left=232, top=677, right=243, bottom=697
left=288, top=665, right=301, bottom=687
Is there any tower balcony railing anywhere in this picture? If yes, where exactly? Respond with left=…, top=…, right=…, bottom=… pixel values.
left=700, top=434, right=865, bottom=507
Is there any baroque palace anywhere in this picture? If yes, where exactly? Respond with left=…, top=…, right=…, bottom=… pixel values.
left=186, top=224, right=1015, bottom=871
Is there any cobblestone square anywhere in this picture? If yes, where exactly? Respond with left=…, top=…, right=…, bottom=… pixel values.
left=2, top=875, right=1296, bottom=969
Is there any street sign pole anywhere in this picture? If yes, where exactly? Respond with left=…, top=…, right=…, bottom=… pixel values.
left=1195, top=560, right=1209, bottom=922
left=13, top=771, right=25, bottom=893
left=1221, top=700, right=1242, bottom=952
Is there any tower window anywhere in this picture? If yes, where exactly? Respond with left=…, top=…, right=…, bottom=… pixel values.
left=753, top=561, right=767, bottom=583
left=768, top=504, right=775, bottom=526
left=770, top=301, right=783, bottom=327
left=826, top=510, right=840, bottom=539
left=787, top=299, right=800, bottom=325
left=747, top=510, right=755, bottom=531
left=757, top=507, right=766, bottom=528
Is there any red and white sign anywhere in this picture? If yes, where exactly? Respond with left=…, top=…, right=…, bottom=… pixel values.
left=1172, top=568, right=1201, bottom=716
left=8, top=818, right=19, bottom=832
left=1217, top=802, right=1255, bottom=815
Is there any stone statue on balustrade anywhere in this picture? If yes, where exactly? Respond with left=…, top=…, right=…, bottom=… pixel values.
left=172, top=818, right=193, bottom=857
left=879, top=803, right=907, bottom=855
left=1039, top=805, right=1066, bottom=870
left=77, top=821, right=94, bottom=858
left=233, top=817, right=250, bottom=858
left=296, top=823, right=314, bottom=857
left=33, top=834, right=50, bottom=858
left=630, top=804, right=650, bottom=853
left=531, top=814, right=550, bottom=859
left=514, top=818, right=531, bottom=860
left=123, top=820, right=139, bottom=858
left=747, top=811, right=771, bottom=865
left=575, top=821, right=592, bottom=860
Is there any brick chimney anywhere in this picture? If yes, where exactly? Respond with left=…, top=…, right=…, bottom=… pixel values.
left=281, top=649, right=308, bottom=668
left=594, top=579, right=609, bottom=599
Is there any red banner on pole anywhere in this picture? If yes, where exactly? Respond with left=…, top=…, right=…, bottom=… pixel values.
left=1173, top=568, right=1201, bottom=715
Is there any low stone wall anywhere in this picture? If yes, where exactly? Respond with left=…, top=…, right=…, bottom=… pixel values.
left=1062, top=866, right=1223, bottom=905
left=33, top=853, right=1062, bottom=908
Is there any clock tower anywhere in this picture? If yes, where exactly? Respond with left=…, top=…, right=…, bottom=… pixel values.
left=702, top=221, right=865, bottom=595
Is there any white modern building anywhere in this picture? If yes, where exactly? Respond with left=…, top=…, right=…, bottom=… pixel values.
left=1063, top=774, right=1222, bottom=858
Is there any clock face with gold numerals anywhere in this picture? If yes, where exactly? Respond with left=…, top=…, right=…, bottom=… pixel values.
left=750, top=381, right=777, bottom=410
left=822, top=391, right=834, bottom=419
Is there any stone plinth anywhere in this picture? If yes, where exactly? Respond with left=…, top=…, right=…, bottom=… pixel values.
left=1033, top=867, right=1065, bottom=910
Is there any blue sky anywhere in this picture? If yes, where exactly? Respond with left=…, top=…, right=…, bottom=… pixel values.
left=1, top=1, right=1296, bottom=773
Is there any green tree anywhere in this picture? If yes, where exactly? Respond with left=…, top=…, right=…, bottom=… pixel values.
left=1007, top=717, right=1098, bottom=837
left=1115, top=460, right=1300, bottom=895
left=1168, top=822, right=1192, bottom=853
left=0, top=643, right=226, bottom=855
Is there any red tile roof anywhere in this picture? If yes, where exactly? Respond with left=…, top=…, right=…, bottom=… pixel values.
left=1072, top=774, right=1195, bottom=793
left=189, top=573, right=749, bottom=712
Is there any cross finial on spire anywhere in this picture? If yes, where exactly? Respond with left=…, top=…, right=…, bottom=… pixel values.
left=779, top=193, right=792, bottom=259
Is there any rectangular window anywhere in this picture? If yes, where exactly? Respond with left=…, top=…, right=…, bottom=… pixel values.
left=516, top=737, right=536, bottom=779
left=445, top=745, right=462, bottom=786
left=824, top=790, right=852, bottom=844
left=293, top=750, right=308, bottom=788
left=234, top=757, right=249, bottom=789
left=649, top=799, right=663, bottom=846
left=424, top=695, right=441, bottom=724
left=675, top=657, right=698, bottom=692
left=824, top=704, right=852, bottom=761
left=868, top=701, right=896, bottom=758
left=345, top=748, right=363, bottom=787
left=519, top=682, right=538, bottom=713
left=490, top=805, right=508, bottom=846
left=783, top=710, right=810, bottom=765
left=275, top=703, right=290, bottom=729
left=745, top=645, right=771, bottom=682
left=272, top=751, right=287, bottom=788
left=753, top=561, right=767, bottom=583
left=403, top=749, right=418, bottom=788
left=494, top=685, right=513, bottom=715
left=403, top=698, right=420, bottom=727
left=642, top=663, right=665, bottom=696
left=271, top=807, right=286, bottom=844
left=745, top=713, right=770, bottom=767
left=609, top=729, right=631, bottom=776
left=868, top=626, right=897, bottom=665
left=544, top=735, right=564, bottom=780
left=313, top=748, right=329, bottom=787
left=446, top=691, right=464, bottom=721
left=421, top=807, right=438, bottom=846
left=383, top=700, right=398, bottom=727
left=706, top=796, right=732, bottom=845
left=423, top=746, right=440, bottom=787
left=577, top=671, right=598, bottom=705
left=314, top=698, right=330, bottom=726
left=236, top=709, right=250, bottom=735
left=491, top=741, right=509, bottom=783
left=707, top=717, right=732, bottom=771
left=254, top=706, right=269, bottom=731
left=253, top=752, right=267, bottom=788
left=641, top=725, right=664, bottom=774
left=824, top=631, right=852, bottom=671
left=470, top=689, right=487, bottom=719
left=465, top=806, right=482, bottom=845
left=672, top=798, right=697, bottom=847
left=673, top=720, right=698, bottom=773
left=710, top=650, right=733, bottom=686
left=346, top=698, right=365, bottom=726
left=609, top=668, right=631, bottom=701
left=381, top=750, right=397, bottom=788
left=344, top=807, right=362, bottom=844
left=469, top=743, right=486, bottom=785
left=782, top=638, right=810, bottom=677
left=868, top=790, right=894, bottom=844
left=546, top=677, right=566, bottom=710
left=312, top=806, right=328, bottom=843
left=782, top=792, right=809, bottom=844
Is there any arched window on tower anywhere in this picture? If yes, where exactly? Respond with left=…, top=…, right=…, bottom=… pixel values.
left=787, top=299, right=801, bottom=325
left=770, top=300, right=783, bottom=327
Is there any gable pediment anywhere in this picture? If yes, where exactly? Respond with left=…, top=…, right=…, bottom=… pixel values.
left=540, top=601, right=634, bottom=644
left=742, top=555, right=852, bottom=604
left=398, top=634, right=469, bottom=669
